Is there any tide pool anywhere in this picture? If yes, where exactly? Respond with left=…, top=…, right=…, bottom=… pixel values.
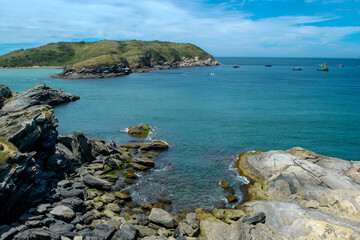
left=1, top=57, right=359, bottom=211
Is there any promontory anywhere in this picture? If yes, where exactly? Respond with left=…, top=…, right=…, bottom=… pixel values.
left=0, top=40, right=219, bottom=79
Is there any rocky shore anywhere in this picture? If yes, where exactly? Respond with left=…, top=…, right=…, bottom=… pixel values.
left=1, top=85, right=360, bottom=240
left=53, top=56, right=219, bottom=79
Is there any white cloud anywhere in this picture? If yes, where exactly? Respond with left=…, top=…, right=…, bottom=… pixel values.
left=0, top=0, right=359, bottom=57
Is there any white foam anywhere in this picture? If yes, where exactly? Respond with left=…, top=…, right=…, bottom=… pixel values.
left=120, top=127, right=129, bottom=133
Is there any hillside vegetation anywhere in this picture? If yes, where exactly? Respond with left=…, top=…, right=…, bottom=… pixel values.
left=0, top=40, right=215, bottom=69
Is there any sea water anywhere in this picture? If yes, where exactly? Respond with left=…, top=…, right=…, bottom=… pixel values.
left=1, top=57, right=359, bottom=211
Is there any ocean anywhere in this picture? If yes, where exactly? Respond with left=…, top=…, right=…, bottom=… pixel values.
left=1, top=57, right=359, bottom=211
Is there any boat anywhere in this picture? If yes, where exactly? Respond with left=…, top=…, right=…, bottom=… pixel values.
left=210, top=72, right=215, bottom=76
left=293, top=67, right=303, bottom=71
left=265, top=64, right=272, bottom=67
left=317, top=64, right=329, bottom=71
left=233, top=65, right=240, bottom=68
left=337, top=64, right=344, bottom=67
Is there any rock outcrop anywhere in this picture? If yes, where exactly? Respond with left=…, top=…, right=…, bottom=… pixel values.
left=128, top=123, right=151, bottom=138
left=0, top=85, right=79, bottom=223
left=1, top=84, right=79, bottom=112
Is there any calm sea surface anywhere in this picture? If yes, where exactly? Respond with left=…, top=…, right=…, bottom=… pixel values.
left=1, top=57, right=359, bottom=211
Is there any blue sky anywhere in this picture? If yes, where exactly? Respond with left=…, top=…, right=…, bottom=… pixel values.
left=0, top=0, right=359, bottom=57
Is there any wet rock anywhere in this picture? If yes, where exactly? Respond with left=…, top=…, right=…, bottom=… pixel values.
left=82, top=174, right=111, bottom=190
left=50, top=205, right=75, bottom=221
left=140, top=141, right=169, bottom=151
left=149, top=208, right=178, bottom=228
left=226, top=195, right=237, bottom=203
left=128, top=123, right=151, bottom=138
left=131, top=157, right=154, bottom=167
left=157, top=197, right=172, bottom=205
left=220, top=180, right=234, bottom=194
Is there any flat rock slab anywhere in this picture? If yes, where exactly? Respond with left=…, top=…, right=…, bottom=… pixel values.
left=50, top=205, right=75, bottom=220
left=83, top=174, right=111, bottom=190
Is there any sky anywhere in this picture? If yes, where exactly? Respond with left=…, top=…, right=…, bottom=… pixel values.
left=0, top=0, right=359, bottom=58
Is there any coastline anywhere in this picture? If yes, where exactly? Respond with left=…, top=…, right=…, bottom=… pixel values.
left=0, top=85, right=360, bottom=239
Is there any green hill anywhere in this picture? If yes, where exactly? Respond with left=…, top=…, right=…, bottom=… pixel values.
left=0, top=40, right=219, bottom=78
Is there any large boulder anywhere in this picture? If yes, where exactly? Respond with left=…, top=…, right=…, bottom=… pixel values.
left=111, top=222, right=138, bottom=240
left=1, top=84, right=79, bottom=112
left=50, top=205, right=75, bottom=221
left=149, top=208, right=178, bottom=228
left=235, top=148, right=360, bottom=239
left=128, top=123, right=151, bottom=138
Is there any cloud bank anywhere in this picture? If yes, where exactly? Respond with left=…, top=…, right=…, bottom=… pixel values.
left=0, top=0, right=359, bottom=57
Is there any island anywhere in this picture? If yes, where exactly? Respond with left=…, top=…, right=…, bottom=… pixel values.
left=0, top=40, right=219, bottom=79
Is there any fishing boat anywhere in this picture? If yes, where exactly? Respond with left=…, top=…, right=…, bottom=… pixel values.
left=317, top=64, right=329, bottom=71
left=337, top=64, right=344, bottom=67
left=265, top=64, right=272, bottom=67
left=293, top=67, right=303, bottom=71
left=233, top=65, right=240, bottom=68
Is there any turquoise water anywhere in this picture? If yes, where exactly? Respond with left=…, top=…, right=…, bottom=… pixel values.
left=1, top=57, right=359, bottom=211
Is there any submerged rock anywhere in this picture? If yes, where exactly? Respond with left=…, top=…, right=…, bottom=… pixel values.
left=128, top=123, right=151, bottom=138
left=140, top=141, right=169, bottom=151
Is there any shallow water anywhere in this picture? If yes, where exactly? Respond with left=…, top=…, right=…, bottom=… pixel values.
left=1, top=57, right=359, bottom=211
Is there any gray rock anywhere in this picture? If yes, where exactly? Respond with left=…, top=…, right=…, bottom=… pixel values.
left=13, top=227, right=60, bottom=240
left=177, top=221, right=195, bottom=237
left=242, top=212, right=266, bottom=225
left=82, top=174, right=112, bottom=190
left=56, top=143, right=76, bottom=161
left=49, top=220, right=75, bottom=235
left=131, top=157, right=154, bottom=167
left=58, top=197, right=86, bottom=212
left=57, top=134, right=74, bottom=150
left=2, top=84, right=79, bottom=112
left=136, top=213, right=150, bottom=226
left=92, top=223, right=116, bottom=240
left=57, top=180, right=72, bottom=188
left=71, top=132, right=94, bottom=163
left=149, top=208, right=178, bottom=228
left=50, top=205, right=75, bottom=221
left=140, top=141, right=169, bottom=151
left=134, top=225, right=157, bottom=237
left=1, top=225, right=27, bottom=240
left=185, top=213, right=199, bottom=229
left=111, top=222, right=138, bottom=240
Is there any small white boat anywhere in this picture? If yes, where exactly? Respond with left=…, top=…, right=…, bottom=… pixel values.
left=337, top=64, right=344, bottom=67
left=210, top=72, right=215, bottom=76
left=293, top=67, right=303, bottom=71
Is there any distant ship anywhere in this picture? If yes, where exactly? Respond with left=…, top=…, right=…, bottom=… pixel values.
left=233, top=65, right=240, bottom=68
left=293, top=67, right=303, bottom=71
left=337, top=64, right=344, bottom=67
left=317, top=64, right=329, bottom=71
left=265, top=64, right=272, bottom=67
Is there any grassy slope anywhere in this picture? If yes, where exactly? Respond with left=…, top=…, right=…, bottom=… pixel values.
left=0, top=40, right=214, bottom=68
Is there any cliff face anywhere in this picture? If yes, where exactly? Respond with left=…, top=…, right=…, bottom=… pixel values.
left=0, top=40, right=220, bottom=79
left=0, top=85, right=80, bottom=223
